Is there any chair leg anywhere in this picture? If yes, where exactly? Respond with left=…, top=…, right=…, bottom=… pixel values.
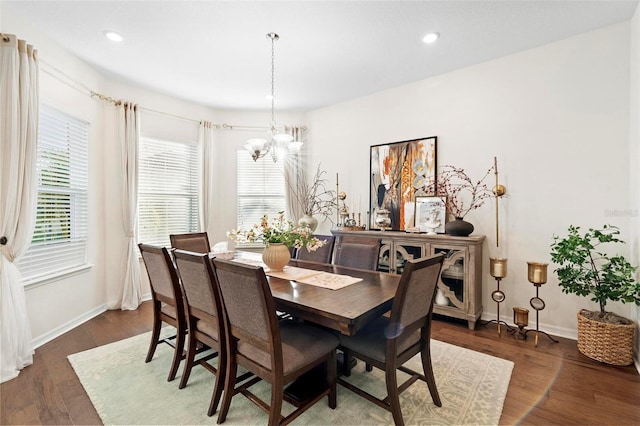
left=365, top=362, right=373, bottom=372
left=421, top=347, right=441, bottom=407
left=217, top=353, right=237, bottom=424
left=145, top=307, right=162, bottom=363
left=342, top=349, right=354, bottom=377
left=208, top=349, right=226, bottom=416
left=167, top=326, right=186, bottom=382
left=179, top=331, right=197, bottom=389
left=268, top=378, right=284, bottom=426
left=385, top=366, right=404, bottom=426
left=327, top=351, right=337, bottom=409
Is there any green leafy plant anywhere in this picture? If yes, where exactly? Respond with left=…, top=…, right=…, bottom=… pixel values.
left=550, top=224, right=640, bottom=314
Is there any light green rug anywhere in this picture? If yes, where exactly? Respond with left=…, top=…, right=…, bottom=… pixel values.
left=68, top=330, right=513, bottom=425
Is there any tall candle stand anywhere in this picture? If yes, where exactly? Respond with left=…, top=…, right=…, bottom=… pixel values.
left=481, top=258, right=513, bottom=336
left=524, top=262, right=559, bottom=347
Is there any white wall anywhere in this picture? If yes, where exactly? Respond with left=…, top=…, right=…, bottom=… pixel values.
left=308, top=22, right=633, bottom=339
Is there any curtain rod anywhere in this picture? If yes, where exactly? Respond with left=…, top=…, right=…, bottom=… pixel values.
left=39, top=59, right=306, bottom=131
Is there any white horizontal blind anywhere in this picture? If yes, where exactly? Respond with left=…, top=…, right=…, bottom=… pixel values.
left=18, top=105, right=89, bottom=283
left=138, top=138, right=199, bottom=247
left=236, top=150, right=286, bottom=233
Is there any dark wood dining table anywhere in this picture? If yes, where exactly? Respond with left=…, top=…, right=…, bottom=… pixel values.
left=231, top=251, right=401, bottom=336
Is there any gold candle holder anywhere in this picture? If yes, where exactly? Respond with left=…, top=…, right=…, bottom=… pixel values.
left=513, top=307, right=529, bottom=340
left=527, top=261, right=548, bottom=285
left=490, top=258, right=508, bottom=278
left=525, top=261, right=558, bottom=347
left=483, top=258, right=509, bottom=336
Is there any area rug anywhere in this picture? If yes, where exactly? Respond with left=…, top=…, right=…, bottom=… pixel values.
left=68, top=331, right=513, bottom=425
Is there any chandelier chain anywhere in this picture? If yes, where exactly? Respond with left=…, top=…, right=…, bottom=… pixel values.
left=270, top=34, right=276, bottom=127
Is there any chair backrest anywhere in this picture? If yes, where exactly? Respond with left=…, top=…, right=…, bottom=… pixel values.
left=173, top=249, right=223, bottom=322
left=170, top=232, right=211, bottom=253
left=389, top=253, right=445, bottom=337
left=333, top=236, right=380, bottom=270
left=295, top=235, right=335, bottom=263
left=212, top=259, right=280, bottom=357
left=138, top=243, right=182, bottom=307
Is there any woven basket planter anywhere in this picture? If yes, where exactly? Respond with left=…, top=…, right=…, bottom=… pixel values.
left=577, top=309, right=635, bottom=366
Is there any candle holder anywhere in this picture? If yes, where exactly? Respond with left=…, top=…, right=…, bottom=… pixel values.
left=481, top=258, right=514, bottom=336
left=524, top=262, right=559, bottom=347
left=512, top=307, right=529, bottom=340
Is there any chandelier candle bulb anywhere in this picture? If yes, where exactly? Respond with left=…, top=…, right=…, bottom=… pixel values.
left=489, top=258, right=507, bottom=278
left=527, top=262, right=548, bottom=285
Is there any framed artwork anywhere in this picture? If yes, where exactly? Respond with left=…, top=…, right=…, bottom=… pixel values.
left=415, top=196, right=446, bottom=233
left=369, top=136, right=437, bottom=230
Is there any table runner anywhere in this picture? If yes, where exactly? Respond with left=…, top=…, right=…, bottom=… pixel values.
left=230, top=259, right=362, bottom=290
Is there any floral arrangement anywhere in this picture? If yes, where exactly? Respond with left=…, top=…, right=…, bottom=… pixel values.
left=227, top=212, right=326, bottom=252
left=426, top=164, right=495, bottom=219
left=291, top=164, right=336, bottom=220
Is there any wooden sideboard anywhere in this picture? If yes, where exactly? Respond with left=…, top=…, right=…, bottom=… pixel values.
left=331, top=229, right=485, bottom=329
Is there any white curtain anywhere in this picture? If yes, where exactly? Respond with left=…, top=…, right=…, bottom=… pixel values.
left=284, top=126, right=305, bottom=222
left=118, top=102, right=142, bottom=310
left=0, top=34, right=39, bottom=383
left=199, top=121, right=215, bottom=233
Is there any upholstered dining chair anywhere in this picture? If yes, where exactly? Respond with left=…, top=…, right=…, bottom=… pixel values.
left=172, top=249, right=251, bottom=416
left=332, top=235, right=381, bottom=270
left=138, top=243, right=187, bottom=382
left=211, top=258, right=339, bottom=426
left=295, top=235, right=335, bottom=263
left=170, top=232, right=211, bottom=253
left=337, top=253, right=445, bottom=426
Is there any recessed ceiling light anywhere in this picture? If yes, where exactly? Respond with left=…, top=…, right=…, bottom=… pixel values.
left=104, top=31, right=123, bottom=42
left=422, top=32, right=440, bottom=44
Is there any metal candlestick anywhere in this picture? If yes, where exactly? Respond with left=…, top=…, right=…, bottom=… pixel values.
left=524, top=262, right=559, bottom=347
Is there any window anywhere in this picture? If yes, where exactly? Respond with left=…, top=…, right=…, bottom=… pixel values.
left=18, top=105, right=89, bottom=283
left=236, top=150, right=286, bottom=237
left=138, top=137, right=199, bottom=247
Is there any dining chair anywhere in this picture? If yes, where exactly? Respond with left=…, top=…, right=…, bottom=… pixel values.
left=171, top=249, right=227, bottom=416
left=211, top=258, right=339, bottom=426
left=138, top=243, right=187, bottom=382
left=295, top=235, right=335, bottom=263
left=170, top=232, right=211, bottom=253
left=333, top=235, right=380, bottom=270
left=337, top=253, right=445, bottom=426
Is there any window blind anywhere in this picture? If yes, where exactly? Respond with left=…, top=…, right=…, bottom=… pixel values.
left=236, top=150, right=286, bottom=233
left=138, top=138, right=199, bottom=247
left=18, top=105, right=89, bottom=284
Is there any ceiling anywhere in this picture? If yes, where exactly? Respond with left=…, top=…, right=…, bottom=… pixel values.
left=4, top=1, right=639, bottom=112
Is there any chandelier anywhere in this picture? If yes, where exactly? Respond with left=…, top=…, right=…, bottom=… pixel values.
left=245, top=33, right=302, bottom=162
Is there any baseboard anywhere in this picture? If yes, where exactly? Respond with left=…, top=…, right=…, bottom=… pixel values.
left=32, top=293, right=152, bottom=349
left=32, top=304, right=107, bottom=349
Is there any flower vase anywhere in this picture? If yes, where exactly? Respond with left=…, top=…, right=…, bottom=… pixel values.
left=298, top=214, right=318, bottom=232
left=262, top=243, right=291, bottom=272
left=445, top=217, right=474, bottom=237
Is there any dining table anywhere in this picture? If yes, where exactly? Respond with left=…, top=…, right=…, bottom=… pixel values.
left=229, top=251, right=401, bottom=336
left=219, top=251, right=402, bottom=404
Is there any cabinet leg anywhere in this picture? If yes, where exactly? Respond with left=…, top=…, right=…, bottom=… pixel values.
left=467, top=320, right=476, bottom=330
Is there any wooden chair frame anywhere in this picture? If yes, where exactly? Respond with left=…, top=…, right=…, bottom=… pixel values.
left=337, top=253, right=445, bottom=426
left=138, top=243, right=187, bottom=382
left=170, top=232, right=211, bottom=253
left=212, top=259, right=337, bottom=426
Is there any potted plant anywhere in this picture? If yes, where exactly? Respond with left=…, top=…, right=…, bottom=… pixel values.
left=550, top=224, right=640, bottom=365
left=290, top=164, right=336, bottom=231
left=227, top=212, right=326, bottom=271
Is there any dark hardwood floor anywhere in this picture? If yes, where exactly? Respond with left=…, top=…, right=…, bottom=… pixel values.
left=1, top=302, right=639, bottom=425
